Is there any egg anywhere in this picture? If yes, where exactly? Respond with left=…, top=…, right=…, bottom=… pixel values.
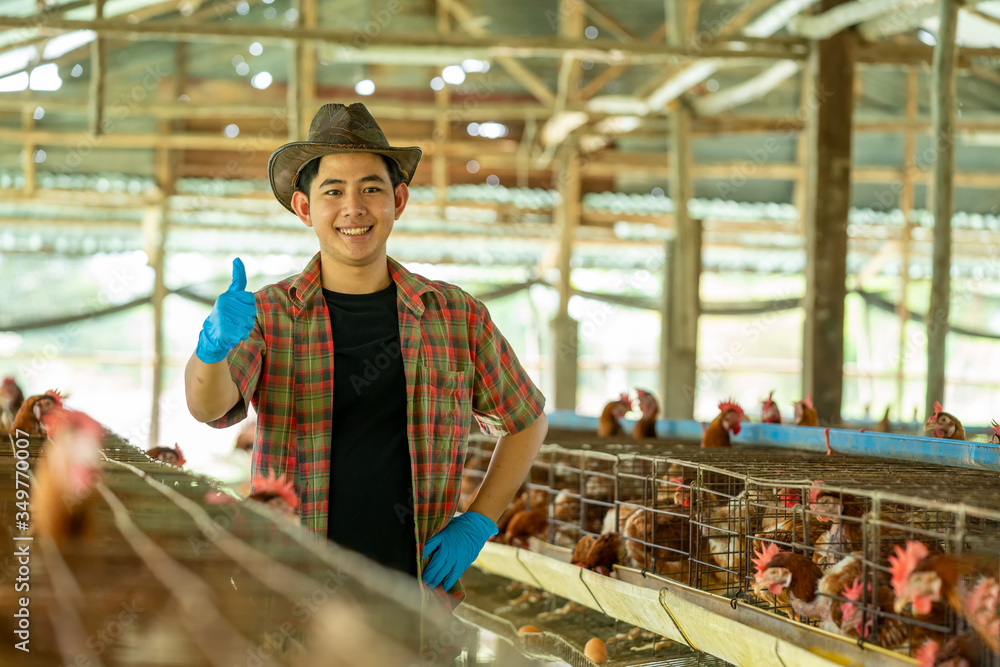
left=584, top=637, right=607, bottom=664
left=517, top=624, right=540, bottom=635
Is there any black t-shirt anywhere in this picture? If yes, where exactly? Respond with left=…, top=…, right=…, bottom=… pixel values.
left=323, top=282, right=417, bottom=577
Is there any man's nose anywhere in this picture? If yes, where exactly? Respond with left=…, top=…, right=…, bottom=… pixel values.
left=341, top=190, right=367, bottom=216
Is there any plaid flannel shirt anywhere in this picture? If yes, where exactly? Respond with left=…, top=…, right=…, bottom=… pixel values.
left=208, top=252, right=545, bottom=608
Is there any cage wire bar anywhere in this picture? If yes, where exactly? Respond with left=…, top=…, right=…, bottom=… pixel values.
left=1, top=433, right=473, bottom=667
left=465, top=434, right=1000, bottom=664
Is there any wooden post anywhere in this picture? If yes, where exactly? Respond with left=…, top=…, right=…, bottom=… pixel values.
left=925, top=0, right=958, bottom=416
left=148, top=44, right=183, bottom=449
left=286, top=0, right=302, bottom=141
left=793, top=61, right=810, bottom=231
left=802, top=0, right=854, bottom=425
left=552, top=145, right=580, bottom=411
left=895, top=67, right=916, bottom=421
left=148, top=202, right=168, bottom=448
left=21, top=108, right=35, bottom=198
left=663, top=0, right=700, bottom=420
left=88, top=0, right=106, bottom=136
left=300, top=0, right=317, bottom=137
left=433, top=1, right=450, bottom=211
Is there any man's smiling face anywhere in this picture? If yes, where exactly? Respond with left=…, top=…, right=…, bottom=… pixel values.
left=290, top=152, right=407, bottom=271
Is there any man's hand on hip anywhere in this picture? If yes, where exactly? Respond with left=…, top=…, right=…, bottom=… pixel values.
left=421, top=510, right=497, bottom=590
left=196, top=257, right=256, bottom=364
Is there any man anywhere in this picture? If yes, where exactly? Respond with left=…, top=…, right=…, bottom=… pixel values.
left=184, top=103, right=547, bottom=610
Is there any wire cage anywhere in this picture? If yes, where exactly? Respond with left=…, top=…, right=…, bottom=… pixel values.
left=1, top=432, right=473, bottom=667
left=478, top=433, right=1000, bottom=665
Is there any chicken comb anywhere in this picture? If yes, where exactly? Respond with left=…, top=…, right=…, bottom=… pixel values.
left=618, top=391, right=630, bottom=404
left=752, top=543, right=782, bottom=578
left=914, top=640, right=939, bottom=667
left=991, top=420, right=1000, bottom=437
left=762, top=391, right=776, bottom=407
left=717, top=399, right=743, bottom=415
left=888, top=541, right=929, bottom=597
left=3, top=376, right=16, bottom=385
left=808, top=480, right=825, bottom=505
left=805, top=393, right=814, bottom=409
left=843, top=577, right=867, bottom=602
left=172, top=444, right=186, bottom=466
left=44, top=389, right=66, bottom=407
left=932, top=401, right=943, bottom=419
left=778, top=488, right=801, bottom=508
left=251, top=469, right=299, bottom=509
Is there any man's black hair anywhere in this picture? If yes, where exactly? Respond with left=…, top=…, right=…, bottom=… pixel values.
left=294, top=154, right=404, bottom=197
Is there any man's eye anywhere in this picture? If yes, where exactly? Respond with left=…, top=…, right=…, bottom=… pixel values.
left=324, top=189, right=341, bottom=196
left=365, top=187, right=380, bottom=193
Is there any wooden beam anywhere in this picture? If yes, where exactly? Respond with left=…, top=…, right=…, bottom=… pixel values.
left=552, top=145, right=581, bottom=410
left=299, top=0, right=317, bottom=139
left=925, top=0, right=959, bottom=418
left=895, top=66, right=917, bottom=422
left=793, top=62, right=810, bottom=230
left=21, top=108, right=36, bottom=198
left=803, top=0, right=854, bottom=426
left=692, top=59, right=800, bottom=115
left=0, top=15, right=808, bottom=63
left=88, top=0, right=106, bottom=137
left=433, top=0, right=450, bottom=209
left=581, top=1, right=636, bottom=42
left=663, top=0, right=701, bottom=421
left=790, top=0, right=934, bottom=40
left=438, top=0, right=554, bottom=106
left=148, top=202, right=168, bottom=449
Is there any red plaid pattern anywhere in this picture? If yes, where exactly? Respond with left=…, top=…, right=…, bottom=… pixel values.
left=208, top=252, right=545, bottom=601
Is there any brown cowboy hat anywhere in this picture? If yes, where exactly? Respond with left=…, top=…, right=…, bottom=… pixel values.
left=268, top=103, right=422, bottom=213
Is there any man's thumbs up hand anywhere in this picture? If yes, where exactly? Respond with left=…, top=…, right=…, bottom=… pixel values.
left=196, top=258, right=257, bottom=364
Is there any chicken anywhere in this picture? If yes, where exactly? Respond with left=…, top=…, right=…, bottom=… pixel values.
left=752, top=545, right=824, bottom=622
left=503, top=507, right=548, bottom=548
left=701, top=399, right=744, bottom=448
left=145, top=443, right=186, bottom=466
left=0, top=376, right=24, bottom=433
left=631, top=389, right=659, bottom=438
left=9, top=390, right=63, bottom=436
left=916, top=633, right=987, bottom=667
left=890, top=540, right=999, bottom=653
left=622, top=506, right=688, bottom=579
left=495, top=487, right=548, bottom=537
left=761, top=391, right=781, bottom=424
left=793, top=394, right=819, bottom=426
left=571, top=534, right=597, bottom=564
left=753, top=545, right=858, bottom=631
left=963, top=576, right=999, bottom=654
left=809, top=488, right=864, bottom=568
left=598, top=392, right=631, bottom=437
left=923, top=401, right=965, bottom=440
left=31, top=408, right=106, bottom=543
left=246, top=468, right=299, bottom=519
left=576, top=532, right=628, bottom=576
left=841, top=576, right=944, bottom=649
left=990, top=421, right=1000, bottom=445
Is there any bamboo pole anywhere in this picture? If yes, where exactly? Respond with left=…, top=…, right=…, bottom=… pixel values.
left=21, top=108, right=36, bottom=198
left=552, top=145, right=581, bottom=411
left=88, top=0, right=106, bottom=137
left=802, top=0, right=854, bottom=425
left=925, top=0, right=959, bottom=418
left=895, top=67, right=917, bottom=423
left=663, top=0, right=701, bottom=420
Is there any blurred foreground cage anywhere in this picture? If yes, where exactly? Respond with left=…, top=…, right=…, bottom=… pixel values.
left=465, top=434, right=1000, bottom=663
left=2, top=432, right=473, bottom=667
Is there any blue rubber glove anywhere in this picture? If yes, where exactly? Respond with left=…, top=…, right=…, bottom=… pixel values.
left=196, top=258, right=256, bottom=364
left=422, top=510, right=498, bottom=590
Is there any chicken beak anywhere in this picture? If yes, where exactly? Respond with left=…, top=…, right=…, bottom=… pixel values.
left=922, top=418, right=936, bottom=431
left=892, top=596, right=908, bottom=614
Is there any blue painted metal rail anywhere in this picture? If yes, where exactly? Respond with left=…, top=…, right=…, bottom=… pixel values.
left=545, top=409, right=1000, bottom=472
